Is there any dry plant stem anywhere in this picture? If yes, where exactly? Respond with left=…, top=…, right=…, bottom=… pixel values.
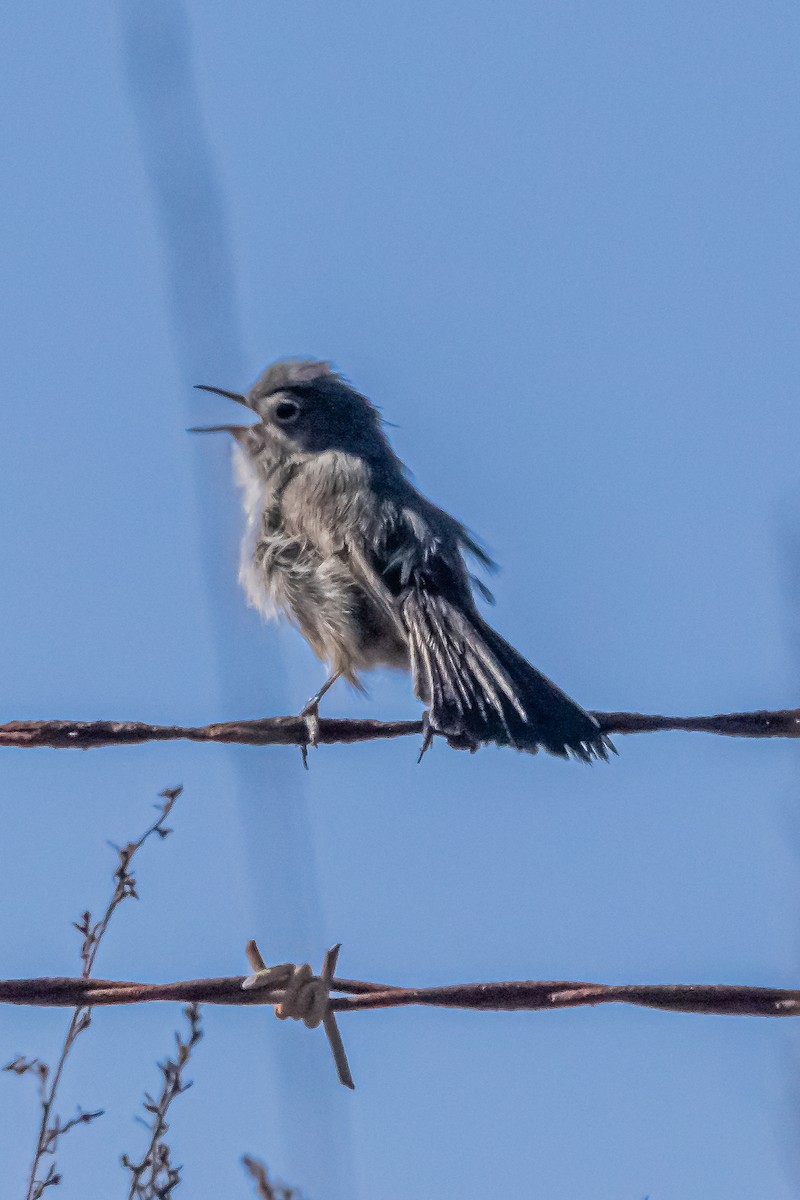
left=1, top=706, right=800, bottom=751
left=21, top=1014, right=100, bottom=1199
left=243, top=1157, right=272, bottom=1200
left=15, top=787, right=182, bottom=1200
left=2, top=976, right=798, bottom=1018
left=242, top=1155, right=302, bottom=1200
left=122, top=1003, right=203, bottom=1199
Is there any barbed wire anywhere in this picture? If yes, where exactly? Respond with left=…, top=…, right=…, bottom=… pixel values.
left=1, top=706, right=799, bottom=751
left=2, top=972, right=798, bottom=1016
left=5, top=934, right=799, bottom=1090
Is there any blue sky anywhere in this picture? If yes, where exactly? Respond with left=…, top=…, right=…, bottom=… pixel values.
left=1, top=1, right=799, bottom=1196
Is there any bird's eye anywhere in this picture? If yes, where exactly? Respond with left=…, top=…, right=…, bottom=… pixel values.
left=274, top=399, right=300, bottom=424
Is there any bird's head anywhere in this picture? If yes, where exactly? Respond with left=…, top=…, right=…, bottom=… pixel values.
left=192, top=358, right=394, bottom=464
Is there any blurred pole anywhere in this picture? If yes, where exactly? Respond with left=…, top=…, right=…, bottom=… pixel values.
left=118, top=3, right=354, bottom=1194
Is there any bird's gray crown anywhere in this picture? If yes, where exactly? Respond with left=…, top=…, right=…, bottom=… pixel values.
left=247, top=358, right=335, bottom=401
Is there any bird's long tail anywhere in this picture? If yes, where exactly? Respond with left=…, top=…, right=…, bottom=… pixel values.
left=403, top=590, right=612, bottom=761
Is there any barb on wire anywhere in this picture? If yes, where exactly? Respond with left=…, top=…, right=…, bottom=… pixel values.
left=242, top=940, right=354, bottom=1088
left=1, top=705, right=799, bottom=752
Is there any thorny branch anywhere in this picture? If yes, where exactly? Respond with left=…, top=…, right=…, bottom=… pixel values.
left=4, top=787, right=182, bottom=1200
left=0, top=706, right=799, bottom=750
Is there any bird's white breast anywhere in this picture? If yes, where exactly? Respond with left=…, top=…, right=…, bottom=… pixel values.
left=232, top=442, right=278, bottom=621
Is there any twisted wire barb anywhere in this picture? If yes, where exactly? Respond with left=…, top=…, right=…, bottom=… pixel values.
left=1, top=707, right=799, bottom=750
left=242, top=940, right=354, bottom=1089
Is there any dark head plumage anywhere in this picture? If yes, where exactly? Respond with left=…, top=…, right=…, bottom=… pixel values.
left=245, top=359, right=393, bottom=463
left=195, top=357, right=402, bottom=471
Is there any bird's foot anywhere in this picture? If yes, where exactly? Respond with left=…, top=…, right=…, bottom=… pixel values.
left=295, top=672, right=342, bottom=767
left=418, top=713, right=481, bottom=760
left=417, top=711, right=435, bottom=763
left=298, top=699, right=320, bottom=770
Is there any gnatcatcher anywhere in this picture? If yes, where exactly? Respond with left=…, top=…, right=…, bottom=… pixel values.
left=192, top=359, right=612, bottom=762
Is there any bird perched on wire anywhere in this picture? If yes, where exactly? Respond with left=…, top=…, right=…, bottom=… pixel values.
left=192, top=359, right=612, bottom=763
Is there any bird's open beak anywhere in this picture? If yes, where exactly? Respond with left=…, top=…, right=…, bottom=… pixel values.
left=191, top=383, right=256, bottom=436
left=187, top=424, right=253, bottom=436
left=194, top=384, right=250, bottom=407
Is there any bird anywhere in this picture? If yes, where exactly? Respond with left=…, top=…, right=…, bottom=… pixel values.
left=191, top=358, right=612, bottom=763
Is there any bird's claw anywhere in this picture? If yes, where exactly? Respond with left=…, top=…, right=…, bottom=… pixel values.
left=299, top=700, right=320, bottom=769
left=417, top=711, right=435, bottom=763
left=301, top=701, right=320, bottom=747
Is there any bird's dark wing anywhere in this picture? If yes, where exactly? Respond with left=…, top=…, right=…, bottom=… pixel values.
left=358, top=486, right=610, bottom=761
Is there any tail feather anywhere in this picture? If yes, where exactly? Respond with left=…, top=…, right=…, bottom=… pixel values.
left=402, top=590, right=612, bottom=762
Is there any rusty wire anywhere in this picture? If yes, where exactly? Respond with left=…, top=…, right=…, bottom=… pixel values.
left=1, top=974, right=798, bottom=1017
left=1, top=706, right=799, bottom=750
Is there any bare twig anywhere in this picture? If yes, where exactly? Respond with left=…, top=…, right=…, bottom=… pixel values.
left=0, top=706, right=798, bottom=751
left=121, top=1003, right=203, bottom=1199
left=242, top=1155, right=302, bottom=1199
left=5, top=787, right=182, bottom=1200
